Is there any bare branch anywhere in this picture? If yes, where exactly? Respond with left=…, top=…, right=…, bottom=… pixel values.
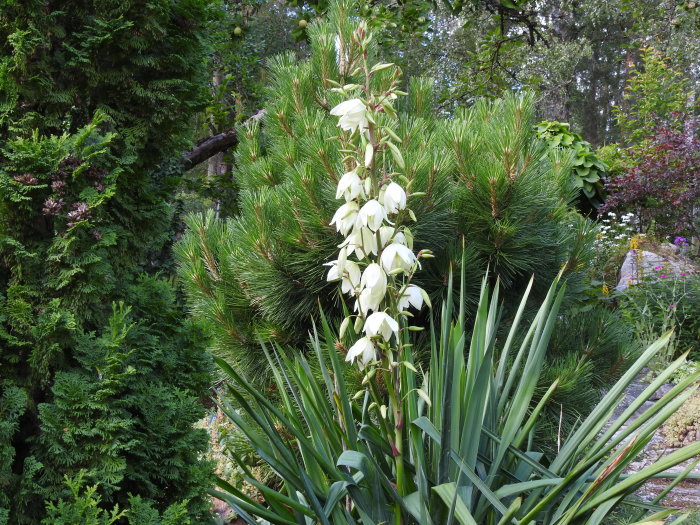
left=182, top=109, right=266, bottom=170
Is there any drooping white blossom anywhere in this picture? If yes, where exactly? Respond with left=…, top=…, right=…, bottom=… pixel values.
left=378, top=226, right=405, bottom=248
left=336, top=169, right=365, bottom=202
left=356, top=199, right=387, bottom=232
left=330, top=99, right=368, bottom=136
left=326, top=259, right=361, bottom=294
left=341, top=226, right=378, bottom=259
left=380, top=243, right=417, bottom=273
left=382, top=182, right=407, bottom=214
left=356, top=287, right=382, bottom=314
left=330, top=201, right=359, bottom=235
left=364, top=311, right=399, bottom=341
left=397, top=284, right=425, bottom=312
left=358, top=263, right=386, bottom=312
left=346, top=336, right=378, bottom=368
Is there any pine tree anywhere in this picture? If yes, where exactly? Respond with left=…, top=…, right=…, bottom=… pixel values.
left=175, top=2, right=595, bottom=375
left=0, top=1, right=216, bottom=522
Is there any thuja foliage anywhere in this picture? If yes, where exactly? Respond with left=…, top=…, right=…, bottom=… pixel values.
left=42, top=471, right=197, bottom=524
left=176, top=2, right=594, bottom=373
left=0, top=1, right=216, bottom=522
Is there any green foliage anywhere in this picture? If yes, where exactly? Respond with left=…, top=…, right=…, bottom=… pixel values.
left=614, top=46, right=692, bottom=145
left=539, top=306, right=638, bottom=445
left=619, top=271, right=700, bottom=361
left=535, top=120, right=607, bottom=210
left=43, top=472, right=127, bottom=525
left=0, top=1, right=216, bottom=522
left=43, top=471, right=196, bottom=525
left=0, top=0, right=215, bottom=166
left=36, top=284, right=214, bottom=515
left=212, top=271, right=700, bottom=523
left=176, top=8, right=593, bottom=373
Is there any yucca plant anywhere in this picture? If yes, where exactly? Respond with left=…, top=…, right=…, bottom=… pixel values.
left=212, top=268, right=700, bottom=524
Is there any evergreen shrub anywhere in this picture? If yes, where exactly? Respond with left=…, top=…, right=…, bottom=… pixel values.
left=0, top=1, right=217, bottom=521
left=176, top=3, right=594, bottom=374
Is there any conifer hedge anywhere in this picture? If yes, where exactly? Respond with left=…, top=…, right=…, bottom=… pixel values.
left=0, top=1, right=216, bottom=522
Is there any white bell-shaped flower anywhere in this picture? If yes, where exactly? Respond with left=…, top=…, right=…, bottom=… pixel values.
left=380, top=243, right=416, bottom=273
left=356, top=287, right=382, bottom=314
left=397, top=285, right=425, bottom=311
left=360, top=263, right=386, bottom=300
left=356, top=199, right=387, bottom=232
left=341, top=226, right=378, bottom=259
left=330, top=99, right=368, bottom=136
left=364, top=311, right=399, bottom=341
left=326, top=259, right=361, bottom=294
left=378, top=226, right=406, bottom=248
left=330, top=201, right=359, bottom=236
left=382, top=182, right=407, bottom=214
left=336, top=169, right=365, bottom=202
left=346, top=336, right=378, bottom=368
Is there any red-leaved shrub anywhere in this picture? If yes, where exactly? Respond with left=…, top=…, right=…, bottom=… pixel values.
left=603, top=126, right=699, bottom=238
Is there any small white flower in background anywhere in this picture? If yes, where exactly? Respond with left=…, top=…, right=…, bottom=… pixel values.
left=330, top=99, right=368, bottom=136
left=364, top=311, right=399, bottom=341
left=346, top=336, right=378, bottom=368
left=397, top=284, right=424, bottom=311
left=341, top=226, right=378, bottom=259
left=330, top=201, right=359, bottom=235
left=356, top=199, right=387, bottom=231
left=336, top=169, right=365, bottom=202
left=380, top=243, right=417, bottom=273
left=326, top=259, right=361, bottom=294
left=381, top=182, right=407, bottom=214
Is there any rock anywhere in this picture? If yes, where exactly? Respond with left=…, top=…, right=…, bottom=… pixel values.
left=650, top=383, right=674, bottom=401
left=616, top=249, right=696, bottom=292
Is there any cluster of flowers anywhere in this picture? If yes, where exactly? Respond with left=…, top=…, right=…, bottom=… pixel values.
left=326, top=97, right=428, bottom=369
left=595, top=211, right=636, bottom=249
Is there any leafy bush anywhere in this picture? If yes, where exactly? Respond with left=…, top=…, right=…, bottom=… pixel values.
left=613, top=47, right=691, bottom=146
left=603, top=127, right=700, bottom=240
left=535, top=120, right=607, bottom=211
left=0, top=1, right=217, bottom=521
left=43, top=471, right=195, bottom=525
left=213, top=272, right=700, bottom=524
left=43, top=472, right=127, bottom=525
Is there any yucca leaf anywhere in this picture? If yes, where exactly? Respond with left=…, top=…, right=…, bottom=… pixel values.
left=433, top=483, right=478, bottom=525
left=550, top=331, right=673, bottom=474
left=404, top=491, right=436, bottom=525
left=495, top=497, right=521, bottom=525
left=576, top=440, right=700, bottom=515
left=210, top=488, right=298, bottom=524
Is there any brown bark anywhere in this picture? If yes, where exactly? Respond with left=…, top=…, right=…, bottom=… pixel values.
left=181, top=109, right=266, bottom=170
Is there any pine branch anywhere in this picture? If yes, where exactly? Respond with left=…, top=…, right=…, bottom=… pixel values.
left=182, top=110, right=266, bottom=170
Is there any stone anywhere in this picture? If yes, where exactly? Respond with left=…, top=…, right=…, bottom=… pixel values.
left=616, top=249, right=696, bottom=292
left=650, top=383, right=674, bottom=401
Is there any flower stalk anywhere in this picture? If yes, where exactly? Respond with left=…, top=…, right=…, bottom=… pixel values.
left=326, top=22, right=431, bottom=518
